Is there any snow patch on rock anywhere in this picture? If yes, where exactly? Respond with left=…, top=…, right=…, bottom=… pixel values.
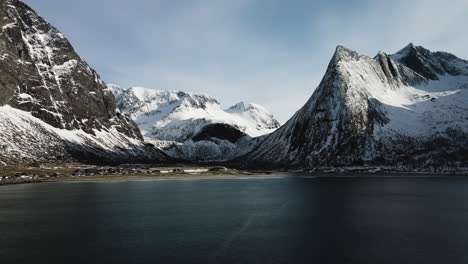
left=0, top=105, right=168, bottom=164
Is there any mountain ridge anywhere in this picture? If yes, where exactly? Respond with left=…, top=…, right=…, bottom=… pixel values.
left=110, top=85, right=281, bottom=141
left=109, top=85, right=281, bottom=161
left=0, top=0, right=465, bottom=170
left=240, top=44, right=468, bottom=169
left=0, top=0, right=171, bottom=165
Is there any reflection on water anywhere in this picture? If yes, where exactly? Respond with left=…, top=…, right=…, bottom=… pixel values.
left=1, top=177, right=468, bottom=264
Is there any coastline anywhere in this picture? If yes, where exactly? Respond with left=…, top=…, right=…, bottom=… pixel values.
left=2, top=169, right=468, bottom=187
left=52, top=173, right=290, bottom=183
left=0, top=166, right=292, bottom=186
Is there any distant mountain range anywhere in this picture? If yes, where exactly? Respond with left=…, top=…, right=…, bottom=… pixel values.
left=109, top=85, right=280, bottom=140
left=108, top=85, right=280, bottom=161
left=0, top=0, right=466, bottom=170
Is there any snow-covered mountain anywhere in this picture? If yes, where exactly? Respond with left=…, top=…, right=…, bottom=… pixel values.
left=1, top=0, right=464, bottom=169
left=225, top=102, right=281, bottom=132
left=242, top=44, right=468, bottom=170
left=110, top=86, right=280, bottom=160
left=111, top=86, right=280, bottom=140
left=0, top=105, right=170, bottom=165
left=0, top=0, right=170, bottom=165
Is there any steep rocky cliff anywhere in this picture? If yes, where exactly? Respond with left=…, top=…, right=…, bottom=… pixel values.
left=243, top=44, right=468, bottom=170
left=0, top=0, right=169, bottom=165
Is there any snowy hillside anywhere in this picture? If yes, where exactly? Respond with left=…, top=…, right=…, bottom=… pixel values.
left=110, top=86, right=280, bottom=161
left=243, top=44, right=468, bottom=169
left=111, top=86, right=280, bottom=141
left=225, top=102, right=281, bottom=132
left=0, top=105, right=170, bottom=165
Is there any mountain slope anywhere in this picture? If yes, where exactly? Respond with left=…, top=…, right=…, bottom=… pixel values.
left=111, top=86, right=280, bottom=161
left=0, top=105, right=170, bottom=165
left=0, top=0, right=169, bottom=165
left=243, top=44, right=468, bottom=169
left=225, top=102, right=280, bottom=132
left=112, top=86, right=280, bottom=141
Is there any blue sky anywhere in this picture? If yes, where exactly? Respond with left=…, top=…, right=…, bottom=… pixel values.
left=25, top=0, right=468, bottom=122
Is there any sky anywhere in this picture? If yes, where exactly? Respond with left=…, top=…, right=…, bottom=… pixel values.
left=25, top=0, right=468, bottom=123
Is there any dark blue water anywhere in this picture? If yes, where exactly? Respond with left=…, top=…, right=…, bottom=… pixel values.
left=1, top=176, right=468, bottom=264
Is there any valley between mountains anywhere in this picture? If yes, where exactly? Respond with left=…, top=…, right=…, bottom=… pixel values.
left=0, top=0, right=467, bottom=179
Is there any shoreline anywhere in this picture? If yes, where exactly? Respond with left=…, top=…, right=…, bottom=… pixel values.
left=55, top=173, right=468, bottom=183
left=1, top=162, right=468, bottom=187
left=2, top=170, right=468, bottom=186
left=53, top=174, right=289, bottom=183
left=0, top=166, right=292, bottom=186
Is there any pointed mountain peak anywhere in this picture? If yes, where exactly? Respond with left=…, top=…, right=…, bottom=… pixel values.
left=229, top=101, right=252, bottom=110
left=405, top=42, right=415, bottom=49
left=330, top=45, right=362, bottom=65
left=334, top=45, right=357, bottom=57
left=226, top=102, right=265, bottom=113
left=394, top=43, right=432, bottom=59
left=391, top=43, right=446, bottom=80
left=335, top=45, right=350, bottom=52
left=399, top=42, right=416, bottom=52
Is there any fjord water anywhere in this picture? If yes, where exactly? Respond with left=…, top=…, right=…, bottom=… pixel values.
left=1, top=177, right=468, bottom=264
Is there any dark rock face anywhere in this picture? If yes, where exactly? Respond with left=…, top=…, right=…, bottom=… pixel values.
left=392, top=43, right=468, bottom=80
left=0, top=0, right=173, bottom=165
left=396, top=44, right=444, bottom=80
left=192, top=123, right=247, bottom=143
left=0, top=0, right=141, bottom=139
